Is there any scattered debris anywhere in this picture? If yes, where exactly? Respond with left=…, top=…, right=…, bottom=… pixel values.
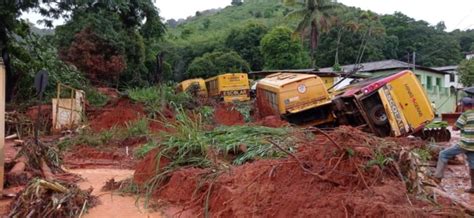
left=9, top=179, right=98, bottom=218
left=149, top=126, right=464, bottom=217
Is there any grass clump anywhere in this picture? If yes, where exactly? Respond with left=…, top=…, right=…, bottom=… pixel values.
left=58, top=118, right=152, bottom=151
left=134, top=140, right=158, bottom=159
left=125, top=118, right=149, bottom=138
left=86, top=88, right=109, bottom=108
left=366, top=151, right=393, bottom=169
left=197, top=105, right=215, bottom=124
left=207, top=125, right=290, bottom=164
left=412, top=148, right=432, bottom=162
left=232, top=101, right=253, bottom=123
left=127, top=83, right=193, bottom=118
left=136, top=106, right=293, bottom=168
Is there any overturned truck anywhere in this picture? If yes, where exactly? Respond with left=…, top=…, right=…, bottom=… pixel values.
left=257, top=70, right=437, bottom=138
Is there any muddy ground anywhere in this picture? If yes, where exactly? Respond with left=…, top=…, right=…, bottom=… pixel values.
left=2, top=98, right=473, bottom=217
left=438, top=128, right=474, bottom=207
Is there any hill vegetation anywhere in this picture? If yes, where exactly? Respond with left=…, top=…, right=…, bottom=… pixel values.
left=1, top=0, right=474, bottom=102
left=156, top=0, right=473, bottom=80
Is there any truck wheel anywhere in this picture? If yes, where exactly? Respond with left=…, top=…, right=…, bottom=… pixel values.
left=369, top=104, right=388, bottom=126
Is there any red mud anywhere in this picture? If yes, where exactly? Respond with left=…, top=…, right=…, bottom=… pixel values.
left=96, top=87, right=120, bottom=99
left=149, top=105, right=176, bottom=133
left=64, top=146, right=135, bottom=169
left=88, top=98, right=145, bottom=131
left=255, top=115, right=289, bottom=128
left=149, top=126, right=459, bottom=217
left=156, top=168, right=207, bottom=204
left=213, top=103, right=244, bottom=126
left=133, top=148, right=171, bottom=185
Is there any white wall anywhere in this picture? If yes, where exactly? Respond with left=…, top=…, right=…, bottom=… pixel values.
left=444, top=70, right=463, bottom=89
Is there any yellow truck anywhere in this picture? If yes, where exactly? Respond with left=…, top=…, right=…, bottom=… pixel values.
left=176, top=78, right=208, bottom=97
left=256, top=73, right=335, bottom=126
left=205, top=73, right=250, bottom=103
left=332, top=70, right=434, bottom=137
left=256, top=70, right=434, bottom=137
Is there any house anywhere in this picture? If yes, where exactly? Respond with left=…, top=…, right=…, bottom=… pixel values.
left=467, top=51, right=474, bottom=60
left=319, top=60, right=457, bottom=113
left=433, top=65, right=462, bottom=89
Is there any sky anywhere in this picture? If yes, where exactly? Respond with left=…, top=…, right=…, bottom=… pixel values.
left=22, top=0, right=474, bottom=31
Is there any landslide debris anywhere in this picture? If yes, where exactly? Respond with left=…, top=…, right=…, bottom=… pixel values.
left=136, top=126, right=465, bottom=217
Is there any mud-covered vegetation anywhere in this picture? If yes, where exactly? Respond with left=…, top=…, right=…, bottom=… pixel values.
left=2, top=0, right=474, bottom=103
left=1, top=0, right=474, bottom=217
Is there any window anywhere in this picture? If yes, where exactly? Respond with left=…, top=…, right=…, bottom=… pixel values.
left=449, top=73, right=455, bottom=82
left=436, top=78, right=442, bottom=87
left=263, top=90, right=278, bottom=112
left=427, top=76, right=432, bottom=90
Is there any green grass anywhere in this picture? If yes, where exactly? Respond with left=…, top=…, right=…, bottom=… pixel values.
left=135, top=106, right=294, bottom=167
left=134, top=140, right=158, bottom=159
left=412, top=148, right=432, bottom=162
left=86, top=88, right=109, bottom=108
left=232, top=101, right=253, bottom=123
left=125, top=118, right=149, bottom=138
left=197, top=105, right=215, bottom=124
left=366, top=151, right=393, bottom=169
left=127, top=84, right=193, bottom=118
left=58, top=118, right=153, bottom=151
left=131, top=106, right=295, bottom=208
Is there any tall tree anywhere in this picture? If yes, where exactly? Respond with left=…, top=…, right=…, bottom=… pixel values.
left=459, top=59, right=474, bottom=87
left=187, top=51, right=250, bottom=78
left=285, top=0, right=337, bottom=67
left=226, top=22, right=268, bottom=71
left=261, top=26, right=309, bottom=69
left=54, top=0, right=166, bottom=86
left=330, top=8, right=361, bottom=68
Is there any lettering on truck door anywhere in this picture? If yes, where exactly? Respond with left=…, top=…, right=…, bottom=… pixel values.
left=388, top=73, right=434, bottom=129
left=377, top=85, right=409, bottom=136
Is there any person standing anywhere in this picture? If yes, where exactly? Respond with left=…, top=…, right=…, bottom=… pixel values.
left=433, top=99, right=474, bottom=193
left=431, top=101, right=437, bottom=117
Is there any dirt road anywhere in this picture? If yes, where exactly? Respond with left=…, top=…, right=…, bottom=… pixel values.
left=70, top=169, right=163, bottom=218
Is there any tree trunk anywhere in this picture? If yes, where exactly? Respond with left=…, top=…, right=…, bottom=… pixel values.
left=335, top=29, right=342, bottom=66
left=310, top=21, right=319, bottom=68
left=155, top=52, right=164, bottom=84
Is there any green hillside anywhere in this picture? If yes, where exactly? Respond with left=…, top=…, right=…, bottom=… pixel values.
left=157, top=0, right=474, bottom=81
left=168, top=0, right=293, bottom=44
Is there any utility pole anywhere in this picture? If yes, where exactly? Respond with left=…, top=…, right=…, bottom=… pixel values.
left=412, top=51, right=416, bottom=72
left=0, top=60, right=5, bottom=193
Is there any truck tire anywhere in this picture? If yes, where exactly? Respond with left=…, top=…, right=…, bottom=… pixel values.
left=369, top=104, right=388, bottom=126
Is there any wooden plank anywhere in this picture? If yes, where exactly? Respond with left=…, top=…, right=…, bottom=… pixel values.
left=0, top=60, right=5, bottom=192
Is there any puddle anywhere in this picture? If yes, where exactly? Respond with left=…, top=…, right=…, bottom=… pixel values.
left=69, top=169, right=163, bottom=218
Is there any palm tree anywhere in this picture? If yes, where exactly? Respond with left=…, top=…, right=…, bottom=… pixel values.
left=285, top=0, right=338, bottom=67
left=331, top=11, right=360, bottom=68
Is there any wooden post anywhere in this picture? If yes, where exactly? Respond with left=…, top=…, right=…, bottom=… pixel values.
left=0, top=60, right=5, bottom=193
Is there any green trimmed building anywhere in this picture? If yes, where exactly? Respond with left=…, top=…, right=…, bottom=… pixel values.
left=319, top=60, right=457, bottom=114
